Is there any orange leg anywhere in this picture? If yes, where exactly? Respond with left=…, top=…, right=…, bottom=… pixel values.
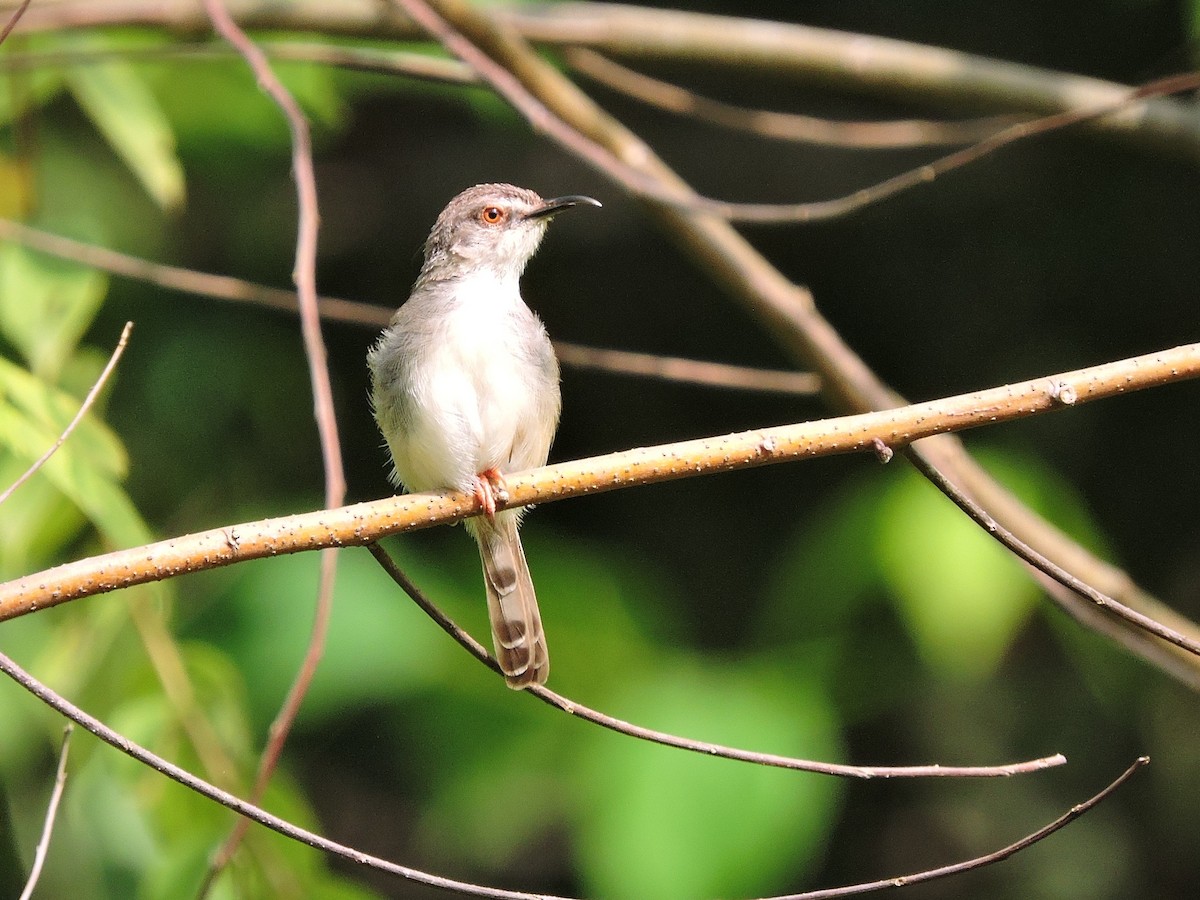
left=473, top=468, right=509, bottom=522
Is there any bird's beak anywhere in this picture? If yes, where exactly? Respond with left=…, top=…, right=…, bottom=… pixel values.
left=524, top=195, right=603, bottom=220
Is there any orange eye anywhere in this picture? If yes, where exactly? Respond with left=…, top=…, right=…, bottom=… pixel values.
left=480, top=206, right=506, bottom=225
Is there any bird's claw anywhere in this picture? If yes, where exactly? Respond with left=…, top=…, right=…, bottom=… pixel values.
left=474, top=469, right=509, bottom=522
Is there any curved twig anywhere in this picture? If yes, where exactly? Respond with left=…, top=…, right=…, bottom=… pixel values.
left=0, top=218, right=818, bottom=396
left=396, top=0, right=1200, bottom=223
left=0, top=641, right=1148, bottom=899
left=368, top=542, right=1065, bottom=779
left=764, top=757, right=1148, bottom=900
left=0, top=647, right=571, bottom=900
left=567, top=47, right=1021, bottom=149
left=199, top=0, right=343, bottom=890
left=18, top=725, right=72, bottom=900
left=0, top=322, right=133, bottom=507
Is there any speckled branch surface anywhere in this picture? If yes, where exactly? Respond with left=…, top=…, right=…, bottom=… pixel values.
left=1, top=342, right=1195, bottom=621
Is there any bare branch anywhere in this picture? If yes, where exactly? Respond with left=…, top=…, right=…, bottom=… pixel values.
left=0, top=217, right=383, bottom=324
left=18, top=725, right=73, bottom=900
left=0, top=38, right=479, bottom=84
left=0, top=322, right=133, bottom=507
left=909, top=453, right=1200, bottom=656
left=0, top=0, right=30, bottom=46
left=0, top=647, right=573, bottom=900
left=417, top=0, right=1200, bottom=685
left=567, top=47, right=1020, bottom=149
left=0, top=341, right=1196, bottom=624
left=554, top=343, right=820, bottom=395
left=0, top=217, right=821, bottom=395
left=758, top=757, right=1149, bottom=900
left=199, top=0, right=343, bottom=889
left=0, top=643, right=1144, bottom=899
left=10, top=2, right=1200, bottom=155
left=368, top=542, right=1065, bottom=779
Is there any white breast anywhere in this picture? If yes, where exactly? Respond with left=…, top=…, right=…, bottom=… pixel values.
left=400, top=272, right=552, bottom=491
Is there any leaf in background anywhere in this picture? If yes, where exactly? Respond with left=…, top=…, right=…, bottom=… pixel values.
left=0, top=457, right=86, bottom=575
left=0, top=347, right=152, bottom=556
left=0, top=35, right=66, bottom=127
left=875, top=464, right=1040, bottom=680
left=271, top=58, right=348, bottom=130
left=574, top=659, right=843, bottom=900
left=0, top=154, right=34, bottom=219
left=216, top=548, right=454, bottom=727
left=758, top=472, right=889, bottom=642
left=0, top=242, right=109, bottom=381
left=0, top=354, right=127, bottom=475
left=63, top=39, right=185, bottom=211
left=149, top=51, right=345, bottom=153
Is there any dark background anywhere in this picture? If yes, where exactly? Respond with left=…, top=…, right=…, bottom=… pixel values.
left=1, top=1, right=1198, bottom=898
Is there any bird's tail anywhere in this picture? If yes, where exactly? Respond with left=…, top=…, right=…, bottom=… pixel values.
left=474, top=515, right=549, bottom=688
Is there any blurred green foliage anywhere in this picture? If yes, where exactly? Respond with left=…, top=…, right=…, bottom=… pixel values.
left=0, top=6, right=1198, bottom=900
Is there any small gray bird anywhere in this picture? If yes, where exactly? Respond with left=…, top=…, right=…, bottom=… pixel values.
left=368, top=183, right=601, bottom=688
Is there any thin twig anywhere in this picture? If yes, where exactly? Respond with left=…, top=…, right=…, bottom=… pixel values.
left=0, top=646, right=1141, bottom=899
left=554, top=343, right=820, bottom=395
left=0, top=38, right=479, bottom=84
left=199, top=0, right=343, bottom=891
left=428, top=0, right=1200, bottom=686
left=0, top=647, right=571, bottom=900
left=567, top=47, right=1021, bottom=149
left=760, top=757, right=1149, bottom=900
left=393, top=0, right=1200, bottom=223
left=0, top=0, right=30, bottom=46
left=0, top=217, right=822, bottom=396
left=2, top=341, right=1197, bottom=637
left=367, top=542, right=1064, bottom=779
left=9, top=1, right=1200, bottom=152
left=0, top=322, right=133, bottom=507
left=18, top=724, right=73, bottom=900
left=908, top=452, right=1200, bottom=656
left=0, top=216, right=385, bottom=325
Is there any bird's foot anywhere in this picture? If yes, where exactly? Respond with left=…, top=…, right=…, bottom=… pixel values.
left=474, top=469, right=509, bottom=523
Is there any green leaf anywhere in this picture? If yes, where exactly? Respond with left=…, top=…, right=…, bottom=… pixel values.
left=63, top=38, right=186, bottom=211
left=0, top=350, right=153, bottom=552
left=574, top=660, right=843, bottom=900
left=0, top=456, right=87, bottom=575
left=0, top=37, right=66, bottom=127
left=875, top=467, right=1039, bottom=680
left=0, top=242, right=109, bottom=380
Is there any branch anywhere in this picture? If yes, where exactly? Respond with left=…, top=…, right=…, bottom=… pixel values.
left=0, top=38, right=479, bottom=84
left=566, top=47, right=1021, bottom=149
left=0, top=645, right=1143, bottom=899
left=368, top=542, right=1064, bottom=779
left=402, top=0, right=1200, bottom=222
left=0, top=0, right=29, bottom=46
left=0, top=217, right=821, bottom=396
left=198, top=0, right=343, bottom=890
left=11, top=2, right=1200, bottom=156
left=0, top=341, right=1196, bottom=622
left=554, top=342, right=820, bottom=395
left=18, top=725, right=73, bottom=900
left=413, top=0, right=1200, bottom=686
left=0, top=321, right=133, bottom=507
left=909, top=453, right=1200, bottom=656
left=0, top=647, right=573, bottom=900
left=760, top=757, right=1148, bottom=900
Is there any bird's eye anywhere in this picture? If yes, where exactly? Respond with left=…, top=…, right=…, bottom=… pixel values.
left=480, top=206, right=506, bottom=225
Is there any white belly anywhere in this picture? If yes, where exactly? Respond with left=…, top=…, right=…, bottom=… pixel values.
left=385, top=273, right=559, bottom=494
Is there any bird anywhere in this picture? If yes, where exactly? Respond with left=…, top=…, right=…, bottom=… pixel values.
left=368, top=183, right=601, bottom=688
